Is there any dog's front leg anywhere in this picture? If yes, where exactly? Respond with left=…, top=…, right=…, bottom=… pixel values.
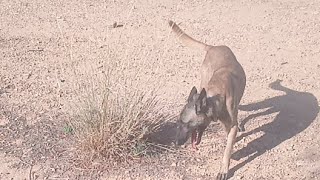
left=217, top=125, right=238, bottom=180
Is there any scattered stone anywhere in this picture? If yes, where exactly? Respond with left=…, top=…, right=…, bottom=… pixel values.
left=170, top=162, right=177, bottom=167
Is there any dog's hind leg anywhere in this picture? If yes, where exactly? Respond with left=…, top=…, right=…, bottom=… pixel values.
left=217, top=97, right=239, bottom=180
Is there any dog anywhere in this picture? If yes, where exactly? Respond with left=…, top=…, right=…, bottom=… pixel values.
left=169, top=20, right=246, bottom=180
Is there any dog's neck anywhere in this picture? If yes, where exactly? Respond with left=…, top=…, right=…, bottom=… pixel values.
left=206, top=95, right=224, bottom=121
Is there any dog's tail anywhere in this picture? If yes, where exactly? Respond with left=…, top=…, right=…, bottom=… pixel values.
left=168, top=20, right=210, bottom=51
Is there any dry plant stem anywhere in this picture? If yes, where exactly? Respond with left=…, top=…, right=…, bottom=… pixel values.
left=70, top=65, right=168, bottom=163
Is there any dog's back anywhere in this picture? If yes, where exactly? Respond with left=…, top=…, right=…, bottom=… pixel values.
left=202, top=46, right=246, bottom=102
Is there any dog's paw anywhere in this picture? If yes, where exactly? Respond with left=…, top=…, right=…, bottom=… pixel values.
left=216, top=173, right=228, bottom=180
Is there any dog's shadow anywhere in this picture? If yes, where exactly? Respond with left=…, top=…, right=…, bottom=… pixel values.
left=229, top=79, right=319, bottom=177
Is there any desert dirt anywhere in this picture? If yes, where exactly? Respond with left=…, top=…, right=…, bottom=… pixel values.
left=1, top=0, right=320, bottom=179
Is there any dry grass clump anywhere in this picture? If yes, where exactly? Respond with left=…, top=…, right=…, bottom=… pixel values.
left=68, top=56, right=173, bottom=165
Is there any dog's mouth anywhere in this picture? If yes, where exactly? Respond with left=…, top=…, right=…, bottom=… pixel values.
left=191, top=130, right=199, bottom=150
left=191, top=127, right=205, bottom=150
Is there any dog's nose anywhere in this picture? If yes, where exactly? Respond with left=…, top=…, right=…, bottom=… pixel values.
left=175, top=139, right=180, bottom=146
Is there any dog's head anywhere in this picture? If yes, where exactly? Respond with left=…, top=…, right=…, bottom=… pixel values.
left=176, top=86, right=211, bottom=146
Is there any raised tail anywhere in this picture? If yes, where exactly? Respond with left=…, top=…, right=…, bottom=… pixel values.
left=168, top=20, right=210, bottom=51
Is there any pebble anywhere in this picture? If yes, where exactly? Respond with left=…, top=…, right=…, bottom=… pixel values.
left=170, top=162, right=177, bottom=167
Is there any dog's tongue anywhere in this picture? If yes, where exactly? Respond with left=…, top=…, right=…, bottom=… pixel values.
left=191, top=130, right=198, bottom=150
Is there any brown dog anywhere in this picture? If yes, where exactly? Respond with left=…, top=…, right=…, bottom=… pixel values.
left=169, top=20, right=246, bottom=180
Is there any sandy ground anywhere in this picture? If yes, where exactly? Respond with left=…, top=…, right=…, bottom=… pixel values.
left=1, top=0, right=320, bottom=179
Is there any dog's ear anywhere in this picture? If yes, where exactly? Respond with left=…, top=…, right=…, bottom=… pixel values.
left=199, top=88, right=207, bottom=107
left=195, top=88, right=207, bottom=114
left=187, top=86, right=198, bottom=103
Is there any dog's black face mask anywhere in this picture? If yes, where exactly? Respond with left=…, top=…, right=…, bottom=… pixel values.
left=175, top=87, right=210, bottom=147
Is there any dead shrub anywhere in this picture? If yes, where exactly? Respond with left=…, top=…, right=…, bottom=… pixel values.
left=68, top=55, right=173, bottom=165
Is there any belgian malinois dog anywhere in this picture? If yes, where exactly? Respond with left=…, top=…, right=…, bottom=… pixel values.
left=169, top=20, right=246, bottom=180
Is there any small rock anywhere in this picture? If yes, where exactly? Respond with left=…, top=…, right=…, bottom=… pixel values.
left=296, top=160, right=305, bottom=166
left=0, top=114, right=9, bottom=126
